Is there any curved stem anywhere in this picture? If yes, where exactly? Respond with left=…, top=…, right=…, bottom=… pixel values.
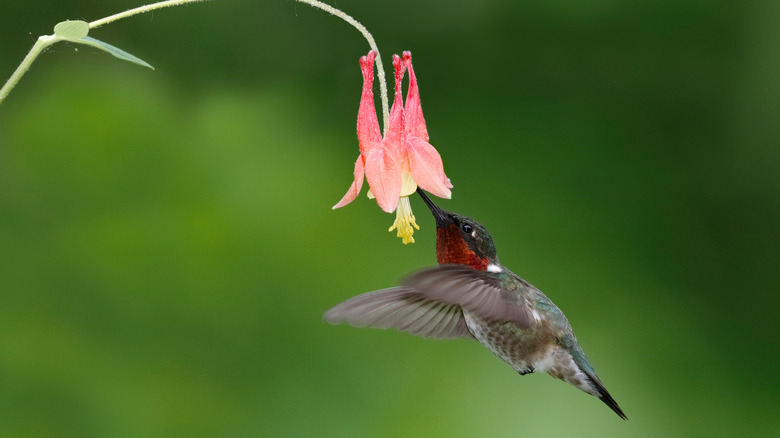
left=296, top=0, right=390, bottom=136
left=89, top=0, right=206, bottom=29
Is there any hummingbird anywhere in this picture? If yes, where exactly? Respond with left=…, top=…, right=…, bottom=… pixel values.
left=324, top=188, right=627, bottom=420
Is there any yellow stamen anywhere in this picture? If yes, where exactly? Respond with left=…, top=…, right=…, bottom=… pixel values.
left=388, top=196, right=420, bottom=244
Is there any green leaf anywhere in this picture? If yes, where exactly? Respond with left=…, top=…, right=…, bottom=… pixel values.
left=51, top=20, right=154, bottom=70
left=77, top=36, right=155, bottom=70
left=53, top=20, right=89, bottom=39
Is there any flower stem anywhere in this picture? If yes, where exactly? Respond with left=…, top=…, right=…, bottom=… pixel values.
left=89, top=0, right=206, bottom=29
left=296, top=0, right=390, bottom=136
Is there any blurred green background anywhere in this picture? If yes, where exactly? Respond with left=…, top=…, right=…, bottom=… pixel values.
left=1, top=0, right=779, bottom=436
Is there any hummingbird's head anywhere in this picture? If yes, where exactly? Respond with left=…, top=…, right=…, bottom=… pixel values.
left=416, top=188, right=499, bottom=270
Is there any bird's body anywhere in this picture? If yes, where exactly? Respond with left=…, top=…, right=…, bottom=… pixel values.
left=460, top=272, right=621, bottom=414
left=325, top=189, right=626, bottom=419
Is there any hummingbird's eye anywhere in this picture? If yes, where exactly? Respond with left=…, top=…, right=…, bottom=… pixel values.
left=461, top=223, right=473, bottom=234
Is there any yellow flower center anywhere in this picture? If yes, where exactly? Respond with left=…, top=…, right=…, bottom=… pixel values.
left=388, top=196, right=420, bottom=244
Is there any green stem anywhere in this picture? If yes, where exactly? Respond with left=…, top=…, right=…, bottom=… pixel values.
left=0, top=36, right=58, bottom=104
left=89, top=0, right=206, bottom=29
left=0, top=0, right=205, bottom=106
left=296, top=0, right=390, bottom=136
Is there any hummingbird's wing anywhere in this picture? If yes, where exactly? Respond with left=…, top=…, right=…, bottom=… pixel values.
left=324, top=265, right=532, bottom=339
left=323, top=287, right=475, bottom=339
left=402, top=265, right=532, bottom=329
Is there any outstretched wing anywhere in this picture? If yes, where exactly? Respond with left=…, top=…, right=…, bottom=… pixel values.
left=324, top=265, right=532, bottom=339
left=324, top=287, right=473, bottom=339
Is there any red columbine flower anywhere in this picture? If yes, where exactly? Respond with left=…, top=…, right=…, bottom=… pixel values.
left=333, top=50, right=452, bottom=244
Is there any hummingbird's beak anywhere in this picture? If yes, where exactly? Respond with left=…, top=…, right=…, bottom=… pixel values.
left=416, top=188, right=451, bottom=228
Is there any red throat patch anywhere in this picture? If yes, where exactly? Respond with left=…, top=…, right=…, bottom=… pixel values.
left=436, top=225, right=489, bottom=270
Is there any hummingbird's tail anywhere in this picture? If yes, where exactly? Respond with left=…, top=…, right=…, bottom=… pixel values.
left=560, top=335, right=627, bottom=420
left=582, top=370, right=628, bottom=420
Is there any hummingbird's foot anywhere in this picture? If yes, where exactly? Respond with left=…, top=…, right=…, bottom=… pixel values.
left=518, top=366, right=535, bottom=376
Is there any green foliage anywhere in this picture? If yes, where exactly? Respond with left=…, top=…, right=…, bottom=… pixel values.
left=53, top=20, right=89, bottom=39
left=76, top=36, right=154, bottom=70
left=1, top=2, right=203, bottom=104
left=51, top=19, right=154, bottom=70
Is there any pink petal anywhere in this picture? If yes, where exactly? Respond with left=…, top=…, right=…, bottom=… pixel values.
left=402, top=51, right=429, bottom=142
left=384, top=54, right=406, bottom=150
left=407, top=137, right=451, bottom=199
left=364, top=148, right=402, bottom=213
left=357, top=51, right=383, bottom=154
left=402, top=51, right=452, bottom=195
left=332, top=155, right=365, bottom=209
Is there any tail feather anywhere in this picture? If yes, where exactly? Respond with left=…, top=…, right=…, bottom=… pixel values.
left=561, top=336, right=627, bottom=420
left=583, top=371, right=628, bottom=420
